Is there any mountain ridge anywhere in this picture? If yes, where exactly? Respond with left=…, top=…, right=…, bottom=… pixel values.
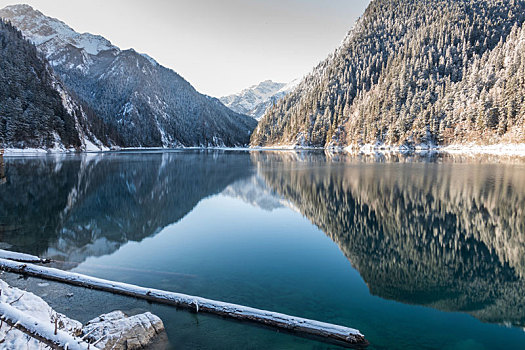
left=0, top=4, right=257, bottom=148
left=220, top=79, right=299, bottom=120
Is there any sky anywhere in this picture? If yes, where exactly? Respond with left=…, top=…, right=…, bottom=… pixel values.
left=0, top=0, right=370, bottom=97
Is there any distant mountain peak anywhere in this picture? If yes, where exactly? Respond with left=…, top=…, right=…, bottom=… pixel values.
left=252, top=79, right=283, bottom=89
left=0, top=4, right=116, bottom=56
left=220, top=79, right=299, bottom=120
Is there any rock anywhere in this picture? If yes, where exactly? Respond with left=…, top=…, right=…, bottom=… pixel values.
left=0, top=278, right=166, bottom=349
left=82, top=310, right=165, bottom=349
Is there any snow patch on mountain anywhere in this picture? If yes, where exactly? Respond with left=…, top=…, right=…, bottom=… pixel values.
left=139, top=52, right=159, bottom=66
left=221, top=79, right=299, bottom=120
left=0, top=4, right=116, bottom=56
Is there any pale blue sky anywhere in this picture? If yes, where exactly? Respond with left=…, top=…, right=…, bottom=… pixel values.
left=0, top=0, right=370, bottom=96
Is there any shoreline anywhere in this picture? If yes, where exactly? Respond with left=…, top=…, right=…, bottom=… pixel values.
left=2, top=143, right=525, bottom=157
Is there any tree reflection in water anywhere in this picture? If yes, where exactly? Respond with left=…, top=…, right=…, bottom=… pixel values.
left=253, top=151, right=525, bottom=328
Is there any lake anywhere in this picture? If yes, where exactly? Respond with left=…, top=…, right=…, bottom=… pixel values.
left=0, top=150, right=524, bottom=349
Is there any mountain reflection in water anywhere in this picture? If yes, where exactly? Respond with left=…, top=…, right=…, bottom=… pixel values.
left=0, top=151, right=253, bottom=261
left=0, top=150, right=523, bottom=330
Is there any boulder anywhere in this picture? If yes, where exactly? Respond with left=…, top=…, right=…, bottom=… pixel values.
left=82, top=310, right=165, bottom=349
left=0, top=278, right=166, bottom=349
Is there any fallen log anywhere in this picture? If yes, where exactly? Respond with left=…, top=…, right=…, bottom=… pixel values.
left=0, top=258, right=368, bottom=347
left=0, top=249, right=50, bottom=263
left=0, top=301, right=89, bottom=350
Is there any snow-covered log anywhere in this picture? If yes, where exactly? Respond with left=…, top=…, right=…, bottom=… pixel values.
left=0, top=249, right=49, bottom=263
left=0, top=258, right=367, bottom=346
left=0, top=301, right=89, bottom=350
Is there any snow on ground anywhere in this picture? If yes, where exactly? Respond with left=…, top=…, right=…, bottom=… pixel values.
left=0, top=279, right=85, bottom=349
left=0, top=249, right=166, bottom=349
left=343, top=143, right=525, bottom=156
left=250, top=145, right=323, bottom=151
left=1, top=143, right=107, bottom=156
left=3, top=143, right=525, bottom=156
left=83, top=138, right=109, bottom=152
left=442, top=143, right=525, bottom=156
left=0, top=276, right=167, bottom=349
left=2, top=148, right=51, bottom=156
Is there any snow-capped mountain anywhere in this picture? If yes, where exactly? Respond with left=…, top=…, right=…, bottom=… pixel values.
left=0, top=4, right=257, bottom=148
left=220, top=79, right=299, bottom=120
left=0, top=4, right=115, bottom=57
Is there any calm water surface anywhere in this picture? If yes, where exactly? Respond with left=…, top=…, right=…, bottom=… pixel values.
left=0, top=150, right=524, bottom=349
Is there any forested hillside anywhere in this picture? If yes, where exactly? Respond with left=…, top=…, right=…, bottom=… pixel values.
left=434, top=22, right=525, bottom=144
left=0, top=19, right=105, bottom=150
left=251, top=0, right=525, bottom=148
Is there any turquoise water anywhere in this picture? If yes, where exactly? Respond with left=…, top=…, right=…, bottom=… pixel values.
left=0, top=150, right=524, bottom=349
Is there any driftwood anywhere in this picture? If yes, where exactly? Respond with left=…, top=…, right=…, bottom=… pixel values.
left=0, top=258, right=368, bottom=347
left=0, top=249, right=50, bottom=263
left=0, top=301, right=89, bottom=350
